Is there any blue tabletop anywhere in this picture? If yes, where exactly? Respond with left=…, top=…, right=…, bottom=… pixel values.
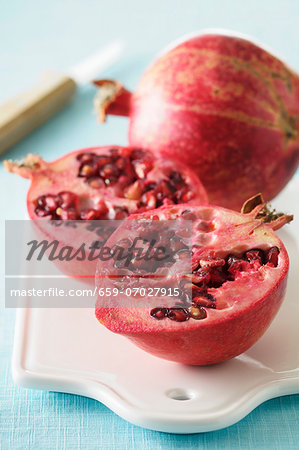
left=1, top=1, right=299, bottom=448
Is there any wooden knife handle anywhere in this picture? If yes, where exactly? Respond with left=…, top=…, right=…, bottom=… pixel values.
left=0, top=72, right=77, bottom=155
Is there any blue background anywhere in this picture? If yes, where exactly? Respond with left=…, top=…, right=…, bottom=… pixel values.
left=0, top=0, right=298, bottom=448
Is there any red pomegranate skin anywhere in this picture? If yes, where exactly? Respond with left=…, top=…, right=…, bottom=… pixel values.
left=125, top=276, right=287, bottom=365
left=95, top=34, right=299, bottom=210
left=95, top=201, right=290, bottom=365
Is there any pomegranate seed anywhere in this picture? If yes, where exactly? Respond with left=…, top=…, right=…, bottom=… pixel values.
left=130, top=149, right=149, bottom=160
left=108, top=148, right=120, bottom=157
left=95, top=155, right=112, bottom=167
left=173, top=189, right=183, bottom=202
left=35, top=206, right=51, bottom=217
left=192, top=269, right=211, bottom=286
left=245, top=249, right=262, bottom=263
left=192, top=296, right=215, bottom=308
left=56, top=207, right=78, bottom=220
left=249, top=259, right=263, bottom=271
left=133, top=160, right=153, bottom=179
left=58, top=191, right=77, bottom=209
left=227, top=256, right=243, bottom=280
left=181, top=190, right=195, bottom=202
left=80, top=209, right=102, bottom=220
left=227, top=256, right=250, bottom=277
left=94, top=199, right=108, bottom=217
left=155, top=180, right=173, bottom=201
left=105, top=178, right=118, bottom=186
left=124, top=181, right=143, bottom=200
left=37, top=195, right=46, bottom=207
left=43, top=195, right=58, bottom=212
left=118, top=175, right=131, bottom=188
left=169, top=170, right=185, bottom=187
left=79, top=163, right=98, bottom=178
left=200, top=257, right=225, bottom=269
left=76, top=152, right=96, bottom=162
left=190, top=306, right=207, bottom=320
left=226, top=255, right=241, bottom=266
left=167, top=308, right=189, bottom=322
left=113, top=207, right=129, bottom=220
left=162, top=198, right=174, bottom=206
left=144, top=182, right=157, bottom=192
left=266, top=246, right=279, bottom=267
left=141, top=192, right=156, bottom=209
left=150, top=307, right=168, bottom=320
left=177, top=188, right=195, bottom=203
left=99, top=164, right=119, bottom=179
left=190, top=281, right=205, bottom=294
left=114, top=156, right=128, bottom=171
left=174, top=187, right=194, bottom=203
left=208, top=268, right=227, bottom=288
left=87, top=177, right=105, bottom=189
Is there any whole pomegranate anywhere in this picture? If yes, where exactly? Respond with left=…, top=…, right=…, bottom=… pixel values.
left=95, top=194, right=292, bottom=365
left=4, top=146, right=207, bottom=280
left=94, top=33, right=299, bottom=210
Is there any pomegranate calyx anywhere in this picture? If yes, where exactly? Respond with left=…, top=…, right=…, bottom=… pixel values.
left=93, top=79, right=132, bottom=122
left=260, top=209, right=294, bottom=230
left=241, top=193, right=264, bottom=214
left=255, top=203, right=293, bottom=230
left=241, top=193, right=293, bottom=230
left=3, top=154, right=46, bottom=179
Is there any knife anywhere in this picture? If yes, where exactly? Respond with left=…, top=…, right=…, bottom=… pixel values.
left=0, top=40, right=124, bottom=155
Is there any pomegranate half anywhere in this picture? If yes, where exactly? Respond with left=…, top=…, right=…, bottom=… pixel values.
left=94, top=33, right=299, bottom=210
left=95, top=195, right=292, bottom=365
left=4, top=146, right=208, bottom=220
left=4, top=146, right=207, bottom=280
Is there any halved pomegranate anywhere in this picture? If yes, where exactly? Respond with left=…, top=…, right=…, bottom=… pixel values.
left=4, top=146, right=207, bottom=281
left=4, top=146, right=208, bottom=220
left=95, top=195, right=292, bottom=365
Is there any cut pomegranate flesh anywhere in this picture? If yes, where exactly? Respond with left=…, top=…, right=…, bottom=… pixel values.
left=150, top=244, right=280, bottom=322
left=4, top=146, right=208, bottom=221
left=4, top=146, right=208, bottom=283
left=95, top=199, right=290, bottom=365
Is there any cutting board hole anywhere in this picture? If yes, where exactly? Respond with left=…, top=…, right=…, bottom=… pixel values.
left=166, top=388, right=194, bottom=401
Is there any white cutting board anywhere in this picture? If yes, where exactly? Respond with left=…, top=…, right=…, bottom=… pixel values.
left=11, top=177, right=299, bottom=433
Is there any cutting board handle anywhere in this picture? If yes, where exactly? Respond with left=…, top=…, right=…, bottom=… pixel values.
left=0, top=72, right=76, bottom=155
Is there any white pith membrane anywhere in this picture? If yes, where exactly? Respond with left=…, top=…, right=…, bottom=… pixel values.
left=95, top=204, right=288, bottom=333
left=22, top=147, right=206, bottom=220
